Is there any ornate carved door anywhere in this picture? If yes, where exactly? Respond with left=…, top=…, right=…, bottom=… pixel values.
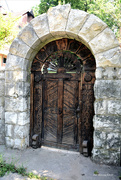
left=30, top=39, right=95, bottom=155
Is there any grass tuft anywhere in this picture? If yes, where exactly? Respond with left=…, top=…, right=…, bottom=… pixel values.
left=0, top=154, right=54, bottom=180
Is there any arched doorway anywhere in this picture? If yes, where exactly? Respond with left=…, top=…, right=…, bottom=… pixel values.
left=5, top=4, right=120, bottom=165
left=30, top=39, right=96, bottom=156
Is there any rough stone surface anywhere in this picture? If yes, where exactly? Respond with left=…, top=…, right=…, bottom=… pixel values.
left=6, top=54, right=30, bottom=71
left=94, top=100, right=107, bottom=115
left=95, top=67, right=103, bottom=79
left=5, top=82, right=30, bottom=97
left=48, top=4, right=71, bottom=32
left=94, top=80, right=121, bottom=99
left=5, top=137, right=14, bottom=148
left=78, top=14, right=107, bottom=43
left=17, top=112, right=29, bottom=125
left=93, top=115, right=121, bottom=132
left=66, top=9, right=88, bottom=35
left=14, top=125, right=29, bottom=139
left=5, top=96, right=27, bottom=112
left=5, top=112, right=17, bottom=124
left=0, top=70, right=5, bottom=145
left=9, top=38, right=37, bottom=60
left=107, top=100, right=121, bottom=115
left=5, top=70, right=28, bottom=83
left=31, top=13, right=52, bottom=44
left=89, top=27, right=119, bottom=54
left=95, top=47, right=121, bottom=67
left=5, top=124, right=14, bottom=137
left=18, top=23, right=41, bottom=50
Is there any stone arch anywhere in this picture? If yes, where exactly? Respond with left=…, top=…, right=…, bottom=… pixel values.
left=5, top=4, right=121, bottom=165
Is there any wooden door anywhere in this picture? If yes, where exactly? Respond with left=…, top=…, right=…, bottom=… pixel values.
left=30, top=38, right=96, bottom=154
left=41, top=73, right=81, bottom=150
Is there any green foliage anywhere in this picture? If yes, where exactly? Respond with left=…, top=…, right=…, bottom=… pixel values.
left=0, top=154, right=54, bottom=180
left=88, top=0, right=121, bottom=40
left=94, top=170, right=99, bottom=175
left=0, top=13, right=19, bottom=50
left=33, top=0, right=121, bottom=41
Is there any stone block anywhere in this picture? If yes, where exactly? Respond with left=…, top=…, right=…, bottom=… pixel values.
left=18, top=23, right=41, bottom=50
left=0, top=119, right=5, bottom=126
left=5, top=71, right=28, bottom=83
left=6, top=54, right=30, bottom=71
left=0, top=71, right=5, bottom=80
left=15, top=82, right=30, bottom=96
left=31, top=13, right=51, bottom=43
left=93, top=132, right=106, bottom=148
left=108, top=100, right=121, bottom=115
left=17, top=112, right=29, bottom=125
left=14, top=138, right=28, bottom=149
left=5, top=137, right=14, bottom=148
left=5, top=82, right=30, bottom=97
left=94, top=80, right=121, bottom=99
left=0, top=80, right=5, bottom=96
left=5, top=124, right=14, bottom=137
left=0, top=96, right=5, bottom=107
left=102, top=67, right=117, bottom=80
left=106, top=132, right=120, bottom=149
left=89, top=27, right=119, bottom=54
left=95, top=47, right=121, bottom=68
left=14, top=125, right=29, bottom=139
left=5, top=112, right=17, bottom=124
left=0, top=124, right=5, bottom=133
left=66, top=9, right=88, bottom=35
left=79, top=14, right=107, bottom=43
left=9, top=38, right=37, bottom=60
left=93, top=115, right=121, bottom=132
left=0, top=133, right=5, bottom=144
left=95, top=67, right=103, bottom=79
left=48, top=4, right=71, bottom=33
left=94, top=100, right=107, bottom=115
left=93, top=148, right=120, bottom=165
left=117, top=68, right=121, bottom=79
left=0, top=106, right=5, bottom=120
left=5, top=96, right=27, bottom=112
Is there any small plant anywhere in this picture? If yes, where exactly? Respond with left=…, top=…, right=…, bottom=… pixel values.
left=94, top=170, right=99, bottom=175
left=0, top=154, right=54, bottom=180
left=119, top=174, right=121, bottom=179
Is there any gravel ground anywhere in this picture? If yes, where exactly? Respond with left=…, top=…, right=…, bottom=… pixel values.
left=0, top=145, right=121, bottom=180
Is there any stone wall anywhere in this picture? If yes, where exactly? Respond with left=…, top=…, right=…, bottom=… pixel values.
left=5, top=54, right=30, bottom=149
left=0, top=68, right=5, bottom=144
left=4, top=4, right=121, bottom=165
left=93, top=66, right=121, bottom=165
